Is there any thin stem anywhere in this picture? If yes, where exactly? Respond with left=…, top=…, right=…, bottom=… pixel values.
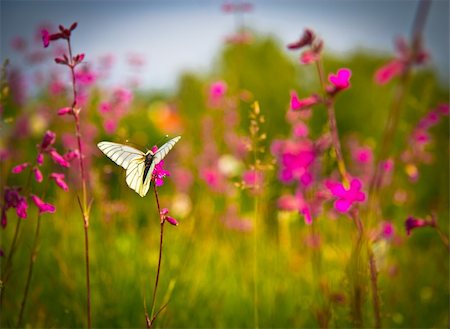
left=315, top=60, right=348, bottom=186
left=350, top=211, right=365, bottom=329
left=150, top=182, right=165, bottom=328
left=67, top=37, right=91, bottom=329
left=253, top=177, right=259, bottom=329
left=17, top=210, right=43, bottom=327
left=368, top=250, right=381, bottom=329
left=0, top=165, right=34, bottom=306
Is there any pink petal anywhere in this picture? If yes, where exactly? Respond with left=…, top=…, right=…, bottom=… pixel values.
left=166, top=216, right=178, bottom=226
left=374, top=59, right=404, bottom=85
left=36, top=153, right=44, bottom=165
left=57, top=107, right=72, bottom=116
left=33, top=167, right=43, bottom=183
left=12, top=162, right=29, bottom=174
left=50, top=150, right=70, bottom=168
left=16, top=198, right=28, bottom=219
left=31, top=195, right=55, bottom=214
left=334, top=199, right=352, bottom=213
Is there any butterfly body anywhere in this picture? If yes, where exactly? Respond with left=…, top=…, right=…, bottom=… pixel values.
left=98, top=136, right=181, bottom=197
left=143, top=152, right=155, bottom=184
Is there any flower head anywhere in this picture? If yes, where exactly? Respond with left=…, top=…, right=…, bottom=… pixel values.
left=326, top=178, right=366, bottom=213
left=40, top=130, right=56, bottom=150
left=12, top=162, right=29, bottom=174
left=152, top=160, right=170, bottom=187
left=50, top=150, right=70, bottom=168
left=31, top=195, right=55, bottom=214
left=159, top=207, right=178, bottom=226
left=50, top=173, right=69, bottom=191
left=328, top=68, right=352, bottom=93
left=405, top=216, right=435, bottom=236
left=290, top=91, right=320, bottom=111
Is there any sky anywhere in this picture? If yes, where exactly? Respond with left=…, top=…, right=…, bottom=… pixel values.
left=1, top=0, right=449, bottom=90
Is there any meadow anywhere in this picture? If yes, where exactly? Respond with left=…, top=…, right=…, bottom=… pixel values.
left=1, top=2, right=449, bottom=328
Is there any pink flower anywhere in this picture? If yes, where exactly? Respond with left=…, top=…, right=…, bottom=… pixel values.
left=63, top=150, right=80, bottom=162
left=12, top=162, right=29, bottom=174
left=16, top=198, right=28, bottom=219
left=353, top=147, right=373, bottom=164
left=405, top=216, right=435, bottom=236
left=275, top=141, right=315, bottom=186
left=33, top=167, right=43, bottom=183
left=99, top=102, right=111, bottom=114
left=31, top=195, right=55, bottom=214
left=290, top=91, right=319, bottom=111
left=328, top=68, right=352, bottom=92
left=381, top=221, right=395, bottom=240
left=36, top=153, right=44, bottom=165
left=159, top=207, right=178, bottom=226
left=41, top=29, right=51, bottom=48
left=300, top=50, right=320, bottom=64
left=209, top=81, right=227, bottom=107
left=40, top=130, right=56, bottom=150
left=293, top=122, right=309, bottom=138
left=374, top=59, right=405, bottom=85
left=50, top=173, right=69, bottom=191
left=152, top=160, right=170, bottom=187
left=50, top=150, right=70, bottom=168
left=57, top=107, right=72, bottom=116
left=326, top=178, right=366, bottom=213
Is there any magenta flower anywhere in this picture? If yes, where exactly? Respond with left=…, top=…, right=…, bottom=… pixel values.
left=275, top=141, right=315, bottom=186
left=50, top=173, right=69, bottom=191
left=328, top=68, right=351, bottom=92
left=374, top=59, right=405, bottom=85
left=152, top=160, right=170, bottom=187
left=50, top=150, right=70, bottom=168
left=16, top=198, right=28, bottom=219
left=36, top=153, right=44, bottom=165
left=405, top=216, right=435, bottom=236
left=381, top=221, right=395, bottom=240
left=31, top=195, right=55, bottom=214
left=41, top=29, right=51, bottom=48
left=209, top=81, right=227, bottom=107
left=41, top=130, right=56, bottom=150
left=12, top=162, right=29, bottom=174
left=290, top=91, right=319, bottom=111
left=63, top=149, right=80, bottom=162
left=159, top=207, right=178, bottom=226
left=326, top=178, right=366, bottom=213
left=57, top=107, right=72, bottom=116
left=33, top=167, right=43, bottom=183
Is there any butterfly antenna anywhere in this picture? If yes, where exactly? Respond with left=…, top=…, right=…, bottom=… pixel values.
left=124, top=139, right=145, bottom=150
left=147, top=135, right=170, bottom=152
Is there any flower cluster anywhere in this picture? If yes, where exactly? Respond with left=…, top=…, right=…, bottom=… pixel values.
left=401, top=103, right=449, bottom=181
left=2, top=130, right=70, bottom=228
left=159, top=208, right=178, bottom=226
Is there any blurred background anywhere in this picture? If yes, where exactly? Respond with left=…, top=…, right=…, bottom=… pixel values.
left=1, top=1, right=449, bottom=328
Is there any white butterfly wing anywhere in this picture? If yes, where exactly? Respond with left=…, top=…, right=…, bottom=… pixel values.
left=153, top=136, right=181, bottom=164
left=125, top=157, right=150, bottom=197
left=97, top=142, right=145, bottom=169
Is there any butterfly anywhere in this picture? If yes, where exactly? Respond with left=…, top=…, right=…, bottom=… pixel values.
left=97, top=136, right=181, bottom=197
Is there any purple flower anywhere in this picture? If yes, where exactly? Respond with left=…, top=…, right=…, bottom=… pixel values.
left=16, top=198, right=28, bottom=219
left=405, top=216, right=435, bottom=236
left=326, top=178, right=366, bottom=213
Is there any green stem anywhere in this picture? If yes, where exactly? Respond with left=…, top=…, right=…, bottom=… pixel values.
left=17, top=212, right=42, bottom=327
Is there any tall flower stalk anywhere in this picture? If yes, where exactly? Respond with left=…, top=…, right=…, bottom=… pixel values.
left=144, top=162, right=178, bottom=328
left=42, top=22, right=93, bottom=328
